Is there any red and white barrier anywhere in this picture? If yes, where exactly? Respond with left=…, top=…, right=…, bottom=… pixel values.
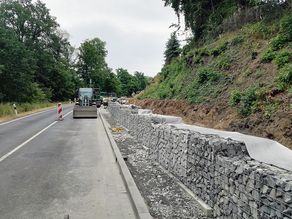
left=57, top=103, right=64, bottom=121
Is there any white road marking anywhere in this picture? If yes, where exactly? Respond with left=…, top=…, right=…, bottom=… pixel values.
left=60, top=110, right=73, bottom=119
left=0, top=110, right=73, bottom=163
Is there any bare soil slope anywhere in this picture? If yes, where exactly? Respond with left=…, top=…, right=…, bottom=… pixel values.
left=129, top=98, right=292, bottom=150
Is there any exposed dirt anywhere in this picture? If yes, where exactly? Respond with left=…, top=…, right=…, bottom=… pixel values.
left=129, top=98, right=292, bottom=150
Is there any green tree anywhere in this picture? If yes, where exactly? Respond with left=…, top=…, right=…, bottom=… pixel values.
left=0, top=0, right=78, bottom=102
left=103, top=71, right=121, bottom=94
left=164, top=32, right=181, bottom=64
left=116, top=68, right=138, bottom=96
left=77, top=38, right=109, bottom=89
left=0, top=26, right=42, bottom=102
left=134, top=72, right=148, bottom=91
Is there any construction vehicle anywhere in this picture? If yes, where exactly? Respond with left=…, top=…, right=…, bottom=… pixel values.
left=73, top=88, right=101, bottom=118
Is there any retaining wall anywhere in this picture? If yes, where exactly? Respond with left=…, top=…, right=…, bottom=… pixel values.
left=108, top=103, right=292, bottom=219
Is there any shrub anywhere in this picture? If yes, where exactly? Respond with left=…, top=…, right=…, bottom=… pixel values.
left=270, top=35, right=288, bottom=51
left=280, top=14, right=292, bottom=40
left=261, top=48, right=277, bottom=62
left=239, top=86, right=261, bottom=116
left=193, top=56, right=203, bottom=64
left=264, top=102, right=279, bottom=119
left=276, top=64, right=292, bottom=90
left=229, top=89, right=242, bottom=106
left=273, top=51, right=291, bottom=68
left=197, top=67, right=221, bottom=84
left=182, top=43, right=192, bottom=56
left=229, top=85, right=265, bottom=116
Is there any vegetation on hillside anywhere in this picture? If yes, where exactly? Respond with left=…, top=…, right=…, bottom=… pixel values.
left=0, top=0, right=149, bottom=106
left=141, top=1, right=291, bottom=117
left=163, top=0, right=290, bottom=41
left=136, top=1, right=292, bottom=148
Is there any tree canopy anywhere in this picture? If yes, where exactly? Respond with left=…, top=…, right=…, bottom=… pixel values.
left=77, top=38, right=109, bottom=89
left=0, top=0, right=78, bottom=102
left=116, top=69, right=149, bottom=97
left=164, top=32, right=181, bottom=64
left=0, top=0, right=150, bottom=103
left=163, top=0, right=290, bottom=40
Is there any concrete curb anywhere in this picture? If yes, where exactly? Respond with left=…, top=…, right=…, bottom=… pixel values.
left=99, top=111, right=153, bottom=219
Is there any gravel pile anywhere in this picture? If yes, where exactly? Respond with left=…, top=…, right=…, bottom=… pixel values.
left=102, top=112, right=211, bottom=219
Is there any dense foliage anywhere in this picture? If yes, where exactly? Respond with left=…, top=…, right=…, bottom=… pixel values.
left=141, top=11, right=292, bottom=117
left=77, top=38, right=112, bottom=90
left=0, top=0, right=78, bottom=102
left=116, top=68, right=149, bottom=97
left=76, top=39, right=150, bottom=97
left=162, top=0, right=290, bottom=40
left=0, top=0, right=149, bottom=104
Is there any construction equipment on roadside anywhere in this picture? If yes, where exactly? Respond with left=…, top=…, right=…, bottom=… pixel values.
left=73, top=88, right=101, bottom=118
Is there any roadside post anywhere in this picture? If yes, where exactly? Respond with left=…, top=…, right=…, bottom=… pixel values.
left=57, top=103, right=64, bottom=121
left=13, top=103, right=18, bottom=116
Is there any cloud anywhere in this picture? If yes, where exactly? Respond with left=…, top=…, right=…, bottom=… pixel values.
left=42, top=0, right=177, bottom=76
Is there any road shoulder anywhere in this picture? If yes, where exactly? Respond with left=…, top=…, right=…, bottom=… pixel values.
left=100, top=110, right=153, bottom=219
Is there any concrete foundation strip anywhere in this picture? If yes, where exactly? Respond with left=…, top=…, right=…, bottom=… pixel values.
left=152, top=159, right=213, bottom=217
left=141, top=144, right=212, bottom=216
left=99, top=111, right=153, bottom=219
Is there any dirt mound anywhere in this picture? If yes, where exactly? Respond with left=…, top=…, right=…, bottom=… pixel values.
left=129, top=98, right=292, bottom=150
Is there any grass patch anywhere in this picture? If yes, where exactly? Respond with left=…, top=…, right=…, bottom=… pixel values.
left=214, top=54, right=232, bottom=70
left=0, top=102, right=55, bottom=118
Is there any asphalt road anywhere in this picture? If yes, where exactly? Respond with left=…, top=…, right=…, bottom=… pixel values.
left=0, top=106, right=136, bottom=219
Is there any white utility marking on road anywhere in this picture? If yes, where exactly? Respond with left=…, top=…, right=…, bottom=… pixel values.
left=0, top=108, right=55, bottom=126
left=0, top=110, right=73, bottom=163
left=63, top=110, right=73, bottom=118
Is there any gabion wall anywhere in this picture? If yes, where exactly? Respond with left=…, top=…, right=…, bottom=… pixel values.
left=108, top=103, right=292, bottom=219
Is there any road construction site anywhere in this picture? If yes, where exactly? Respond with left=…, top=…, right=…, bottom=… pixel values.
left=0, top=105, right=147, bottom=219
left=0, top=102, right=292, bottom=219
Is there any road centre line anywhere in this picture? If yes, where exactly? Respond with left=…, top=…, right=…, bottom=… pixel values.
left=0, top=110, right=73, bottom=163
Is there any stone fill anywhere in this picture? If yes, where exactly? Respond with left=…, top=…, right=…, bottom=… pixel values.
left=108, top=103, right=292, bottom=219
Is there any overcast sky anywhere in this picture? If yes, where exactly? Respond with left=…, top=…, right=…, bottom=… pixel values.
left=41, top=0, right=178, bottom=77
